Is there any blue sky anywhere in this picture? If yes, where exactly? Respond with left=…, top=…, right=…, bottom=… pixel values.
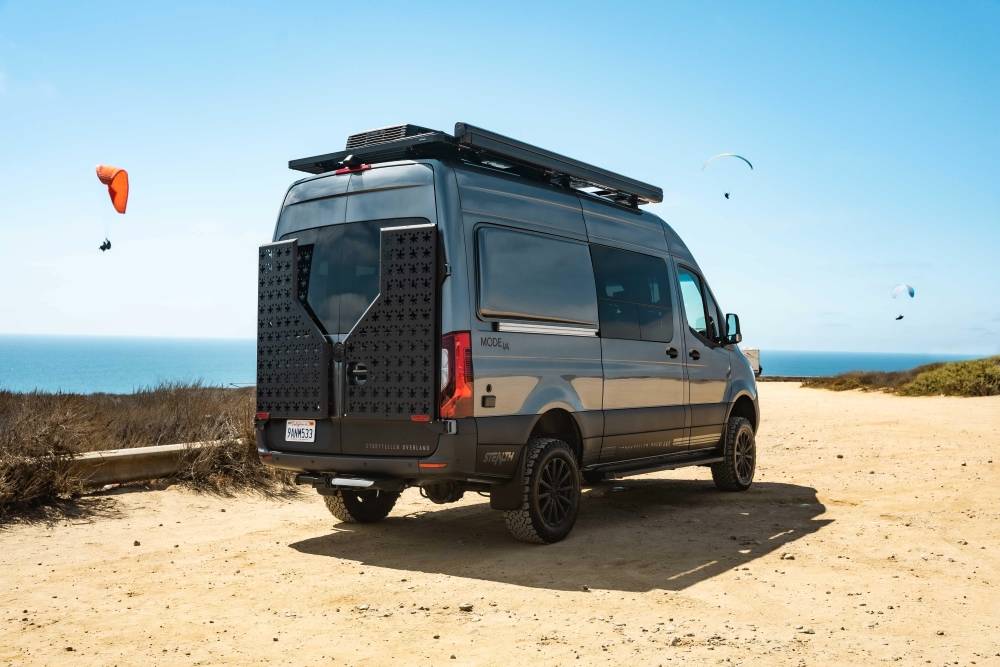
left=1, top=1, right=997, bottom=354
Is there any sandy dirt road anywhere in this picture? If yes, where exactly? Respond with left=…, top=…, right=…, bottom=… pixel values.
left=2, top=383, right=999, bottom=666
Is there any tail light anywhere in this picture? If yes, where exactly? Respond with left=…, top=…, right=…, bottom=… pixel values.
left=440, top=331, right=473, bottom=418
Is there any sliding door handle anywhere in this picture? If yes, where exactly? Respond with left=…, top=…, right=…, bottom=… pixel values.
left=666, top=347, right=679, bottom=358
left=689, top=349, right=701, bottom=360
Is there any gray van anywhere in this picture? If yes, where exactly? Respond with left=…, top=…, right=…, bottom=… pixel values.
left=255, top=123, right=759, bottom=543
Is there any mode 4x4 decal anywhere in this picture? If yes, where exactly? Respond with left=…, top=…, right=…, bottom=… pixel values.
left=480, top=336, right=510, bottom=351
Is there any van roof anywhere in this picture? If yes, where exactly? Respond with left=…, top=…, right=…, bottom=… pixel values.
left=283, top=157, right=696, bottom=265
left=289, top=122, right=663, bottom=209
left=449, top=160, right=695, bottom=264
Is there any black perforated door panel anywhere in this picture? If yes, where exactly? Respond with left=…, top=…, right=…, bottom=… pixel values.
left=343, top=224, right=440, bottom=456
left=256, top=240, right=331, bottom=419
left=343, top=223, right=438, bottom=423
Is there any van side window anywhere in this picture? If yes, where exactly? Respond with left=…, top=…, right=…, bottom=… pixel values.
left=678, top=268, right=710, bottom=338
left=591, top=245, right=673, bottom=342
left=477, top=226, right=598, bottom=326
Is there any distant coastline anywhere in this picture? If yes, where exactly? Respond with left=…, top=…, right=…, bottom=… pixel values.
left=0, top=334, right=255, bottom=394
left=0, top=334, right=983, bottom=394
left=752, top=349, right=979, bottom=378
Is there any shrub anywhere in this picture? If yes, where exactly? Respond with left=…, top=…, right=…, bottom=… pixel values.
left=802, top=357, right=1000, bottom=397
left=898, top=357, right=1000, bottom=397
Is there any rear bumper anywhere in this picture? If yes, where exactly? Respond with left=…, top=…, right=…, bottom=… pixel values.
left=256, top=417, right=506, bottom=483
left=262, top=449, right=425, bottom=476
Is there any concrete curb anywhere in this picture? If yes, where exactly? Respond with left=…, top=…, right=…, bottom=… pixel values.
left=69, top=440, right=227, bottom=487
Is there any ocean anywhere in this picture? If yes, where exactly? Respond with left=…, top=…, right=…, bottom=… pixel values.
left=0, top=335, right=256, bottom=394
left=0, top=335, right=981, bottom=394
left=754, top=350, right=978, bottom=378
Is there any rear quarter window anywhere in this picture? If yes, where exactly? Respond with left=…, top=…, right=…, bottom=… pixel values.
left=477, top=226, right=598, bottom=326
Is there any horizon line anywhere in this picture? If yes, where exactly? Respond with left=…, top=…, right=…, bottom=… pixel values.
left=0, top=332, right=990, bottom=358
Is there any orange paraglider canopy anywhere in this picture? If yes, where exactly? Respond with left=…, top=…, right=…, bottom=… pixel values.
left=96, top=164, right=129, bottom=214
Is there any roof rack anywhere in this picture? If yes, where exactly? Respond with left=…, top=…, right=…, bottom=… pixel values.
left=288, top=122, right=662, bottom=207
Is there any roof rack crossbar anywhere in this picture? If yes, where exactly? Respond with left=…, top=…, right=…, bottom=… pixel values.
left=288, top=122, right=663, bottom=207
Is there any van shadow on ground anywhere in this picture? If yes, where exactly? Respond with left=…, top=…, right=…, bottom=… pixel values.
left=290, top=478, right=830, bottom=592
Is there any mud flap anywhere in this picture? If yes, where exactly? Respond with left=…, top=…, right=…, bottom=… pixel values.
left=256, top=240, right=331, bottom=419
left=489, top=448, right=527, bottom=511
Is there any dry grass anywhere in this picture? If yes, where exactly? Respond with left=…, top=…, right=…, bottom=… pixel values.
left=0, top=384, right=294, bottom=516
left=803, top=356, right=1000, bottom=396
left=0, top=383, right=253, bottom=454
left=173, top=398, right=296, bottom=495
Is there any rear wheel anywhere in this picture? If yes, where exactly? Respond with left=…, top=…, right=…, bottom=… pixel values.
left=711, top=416, right=756, bottom=491
left=323, top=489, right=400, bottom=523
left=504, top=438, right=581, bottom=544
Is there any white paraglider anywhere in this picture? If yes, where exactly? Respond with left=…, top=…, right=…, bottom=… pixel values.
left=702, top=153, right=753, bottom=200
left=891, top=283, right=915, bottom=320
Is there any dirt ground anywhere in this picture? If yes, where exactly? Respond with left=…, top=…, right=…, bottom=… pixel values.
left=2, top=383, right=999, bottom=666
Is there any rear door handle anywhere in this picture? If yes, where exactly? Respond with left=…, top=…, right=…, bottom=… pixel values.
left=666, top=347, right=679, bottom=358
left=348, top=363, right=369, bottom=385
left=689, top=349, right=701, bottom=360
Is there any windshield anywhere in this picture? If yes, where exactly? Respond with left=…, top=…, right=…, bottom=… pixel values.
left=279, top=216, right=430, bottom=335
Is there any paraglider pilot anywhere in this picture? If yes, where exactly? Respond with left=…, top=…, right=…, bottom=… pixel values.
left=99, top=238, right=111, bottom=252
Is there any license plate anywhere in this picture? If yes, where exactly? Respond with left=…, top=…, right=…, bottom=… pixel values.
left=285, top=419, right=316, bottom=443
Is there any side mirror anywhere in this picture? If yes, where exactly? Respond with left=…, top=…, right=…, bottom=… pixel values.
left=725, top=313, right=742, bottom=345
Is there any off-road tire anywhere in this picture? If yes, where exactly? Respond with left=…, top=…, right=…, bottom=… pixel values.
left=504, top=437, right=581, bottom=544
left=711, top=416, right=756, bottom=491
left=323, top=489, right=400, bottom=523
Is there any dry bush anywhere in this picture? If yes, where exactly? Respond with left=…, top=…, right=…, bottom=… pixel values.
left=1, top=384, right=296, bottom=515
left=0, top=392, right=90, bottom=513
left=173, top=398, right=297, bottom=495
left=0, top=446, right=80, bottom=516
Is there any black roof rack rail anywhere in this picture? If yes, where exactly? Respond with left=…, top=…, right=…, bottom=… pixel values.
left=288, top=122, right=663, bottom=207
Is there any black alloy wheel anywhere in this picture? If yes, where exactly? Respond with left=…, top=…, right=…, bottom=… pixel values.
left=536, top=454, right=577, bottom=529
left=734, top=426, right=756, bottom=486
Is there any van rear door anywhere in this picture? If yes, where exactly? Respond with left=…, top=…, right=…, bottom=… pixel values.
left=339, top=222, right=440, bottom=456
left=258, top=163, right=441, bottom=457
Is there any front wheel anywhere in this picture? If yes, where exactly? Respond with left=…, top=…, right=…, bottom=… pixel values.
left=504, top=438, right=581, bottom=544
left=711, top=416, right=756, bottom=491
left=323, top=489, right=400, bottom=523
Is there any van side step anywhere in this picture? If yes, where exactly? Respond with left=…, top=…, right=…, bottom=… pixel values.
left=585, top=451, right=723, bottom=480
